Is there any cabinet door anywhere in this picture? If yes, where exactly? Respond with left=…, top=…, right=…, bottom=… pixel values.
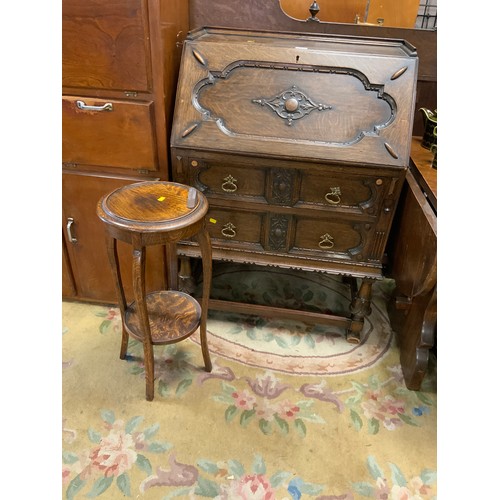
left=62, top=172, right=165, bottom=303
left=62, top=0, right=151, bottom=92
left=62, top=96, right=158, bottom=171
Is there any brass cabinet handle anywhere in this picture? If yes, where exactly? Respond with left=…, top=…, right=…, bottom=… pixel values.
left=221, top=175, right=238, bottom=192
left=318, top=233, right=334, bottom=249
left=324, top=186, right=341, bottom=205
left=76, top=100, right=113, bottom=112
left=66, top=217, right=77, bottom=244
left=221, top=222, right=237, bottom=238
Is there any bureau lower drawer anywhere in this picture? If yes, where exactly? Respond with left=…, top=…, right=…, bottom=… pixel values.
left=291, top=216, right=365, bottom=258
left=206, top=208, right=265, bottom=251
left=205, top=205, right=371, bottom=262
left=62, top=96, right=157, bottom=171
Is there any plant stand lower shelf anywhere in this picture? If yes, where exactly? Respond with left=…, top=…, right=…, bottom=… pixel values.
left=125, top=290, right=202, bottom=344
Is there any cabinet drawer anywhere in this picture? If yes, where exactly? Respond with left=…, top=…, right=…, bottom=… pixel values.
left=62, top=0, right=150, bottom=91
left=189, top=159, right=266, bottom=200
left=299, top=171, right=383, bottom=215
left=62, top=96, right=157, bottom=171
left=292, top=216, right=365, bottom=258
left=206, top=208, right=264, bottom=249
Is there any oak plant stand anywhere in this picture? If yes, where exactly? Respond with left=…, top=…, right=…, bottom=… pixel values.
left=97, top=181, right=212, bottom=401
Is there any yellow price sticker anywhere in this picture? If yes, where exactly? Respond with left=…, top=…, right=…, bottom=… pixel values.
left=209, top=218, right=217, bottom=224
left=157, top=196, right=166, bottom=202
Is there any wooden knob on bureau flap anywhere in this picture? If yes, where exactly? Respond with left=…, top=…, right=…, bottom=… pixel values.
left=284, top=98, right=299, bottom=112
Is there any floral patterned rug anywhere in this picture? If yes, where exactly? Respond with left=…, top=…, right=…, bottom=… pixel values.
left=62, top=264, right=437, bottom=499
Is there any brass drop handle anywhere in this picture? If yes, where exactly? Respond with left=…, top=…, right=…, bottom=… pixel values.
left=76, top=100, right=113, bottom=112
left=325, top=186, right=341, bottom=205
left=221, top=222, right=237, bottom=239
left=66, top=217, right=77, bottom=244
left=221, top=175, right=238, bottom=193
left=318, top=233, right=334, bottom=249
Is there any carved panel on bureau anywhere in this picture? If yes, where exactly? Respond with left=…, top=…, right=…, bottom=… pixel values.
left=269, top=169, right=295, bottom=205
left=171, top=27, right=417, bottom=341
left=193, top=61, right=396, bottom=145
left=268, top=214, right=291, bottom=251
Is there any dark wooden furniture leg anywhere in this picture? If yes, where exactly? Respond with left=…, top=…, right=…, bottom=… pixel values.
left=396, top=287, right=436, bottom=390
left=196, top=227, right=213, bottom=372
left=178, top=256, right=196, bottom=294
left=346, top=278, right=374, bottom=344
left=132, top=243, right=155, bottom=401
left=105, top=232, right=129, bottom=359
left=164, top=242, right=178, bottom=290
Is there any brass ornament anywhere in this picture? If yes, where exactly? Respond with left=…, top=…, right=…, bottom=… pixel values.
left=252, top=85, right=333, bottom=126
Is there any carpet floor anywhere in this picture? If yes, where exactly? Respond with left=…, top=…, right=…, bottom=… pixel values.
left=62, top=264, right=437, bottom=499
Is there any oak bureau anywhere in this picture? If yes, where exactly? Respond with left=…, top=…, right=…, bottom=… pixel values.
left=170, top=27, right=418, bottom=342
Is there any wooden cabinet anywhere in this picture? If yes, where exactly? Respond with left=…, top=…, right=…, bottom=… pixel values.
left=386, top=138, right=437, bottom=390
left=62, top=0, right=189, bottom=302
left=63, top=172, right=166, bottom=303
left=171, top=27, right=418, bottom=341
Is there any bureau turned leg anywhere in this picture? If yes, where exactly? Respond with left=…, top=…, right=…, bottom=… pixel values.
left=164, top=242, right=178, bottom=290
left=178, top=256, right=196, bottom=294
left=346, top=278, right=374, bottom=344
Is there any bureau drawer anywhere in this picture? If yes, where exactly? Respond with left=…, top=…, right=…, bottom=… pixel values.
left=206, top=208, right=264, bottom=250
left=291, top=216, right=365, bottom=258
left=299, top=171, right=384, bottom=215
left=189, top=158, right=266, bottom=200
left=62, top=96, right=157, bottom=171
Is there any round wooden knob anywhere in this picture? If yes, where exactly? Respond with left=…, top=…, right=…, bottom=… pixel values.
left=285, top=98, right=299, bottom=112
